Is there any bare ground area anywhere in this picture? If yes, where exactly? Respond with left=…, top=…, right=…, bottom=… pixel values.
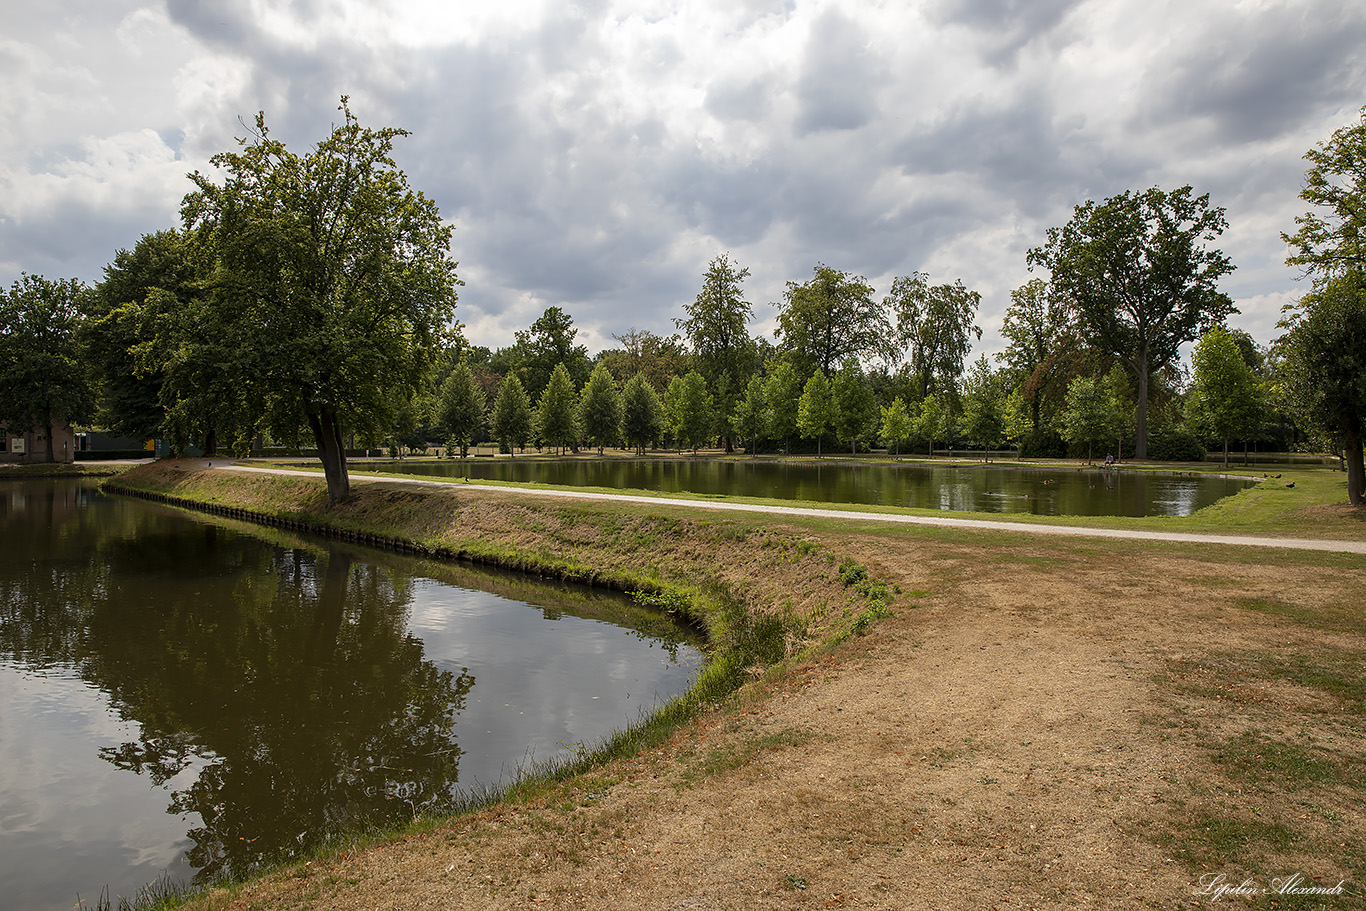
left=177, top=500, right=1365, bottom=911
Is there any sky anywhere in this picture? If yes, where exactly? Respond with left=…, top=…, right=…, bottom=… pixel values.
left=3, top=0, right=1364, bottom=362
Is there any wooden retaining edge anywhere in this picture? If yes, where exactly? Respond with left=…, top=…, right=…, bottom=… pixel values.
left=101, top=482, right=652, bottom=597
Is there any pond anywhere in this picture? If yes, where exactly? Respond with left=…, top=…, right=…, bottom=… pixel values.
left=355, top=458, right=1257, bottom=518
left=0, top=479, right=704, bottom=911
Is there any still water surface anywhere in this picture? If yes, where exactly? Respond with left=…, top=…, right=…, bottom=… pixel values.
left=0, top=479, right=703, bottom=911
left=357, top=458, right=1256, bottom=518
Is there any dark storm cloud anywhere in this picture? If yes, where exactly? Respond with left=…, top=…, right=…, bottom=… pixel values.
left=793, top=9, right=886, bottom=135
left=1140, top=5, right=1366, bottom=143
left=660, top=157, right=786, bottom=247
left=925, top=0, right=1083, bottom=66
left=0, top=198, right=165, bottom=287
left=886, top=92, right=1156, bottom=224
left=163, top=0, right=260, bottom=50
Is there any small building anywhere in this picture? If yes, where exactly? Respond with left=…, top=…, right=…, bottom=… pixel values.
left=1, top=422, right=77, bottom=463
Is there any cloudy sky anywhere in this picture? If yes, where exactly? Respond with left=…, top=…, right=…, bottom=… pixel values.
left=3, top=1, right=1363, bottom=361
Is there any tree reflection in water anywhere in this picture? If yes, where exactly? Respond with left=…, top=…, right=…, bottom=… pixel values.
left=2, top=483, right=475, bottom=883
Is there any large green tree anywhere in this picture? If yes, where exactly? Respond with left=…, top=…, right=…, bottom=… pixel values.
left=1275, top=274, right=1366, bottom=504
left=578, top=363, right=623, bottom=454
left=775, top=265, right=887, bottom=375
left=511, top=307, right=591, bottom=398
left=665, top=371, right=716, bottom=453
left=0, top=274, right=95, bottom=461
left=436, top=361, right=485, bottom=458
left=600, top=328, right=688, bottom=393
left=959, top=355, right=1005, bottom=460
left=879, top=396, right=914, bottom=457
left=1060, top=375, right=1121, bottom=464
left=887, top=272, right=982, bottom=401
left=676, top=254, right=755, bottom=390
left=536, top=363, right=580, bottom=454
left=998, top=277, right=1072, bottom=433
left=180, top=98, right=460, bottom=503
left=1283, top=106, right=1366, bottom=284
left=918, top=393, right=950, bottom=456
left=86, top=229, right=205, bottom=445
left=621, top=373, right=665, bottom=455
left=832, top=358, right=878, bottom=455
left=1027, top=186, right=1235, bottom=459
left=490, top=373, right=534, bottom=455
left=762, top=360, right=802, bottom=455
left=797, top=369, right=834, bottom=457
left=731, top=374, right=768, bottom=457
left=1186, top=326, right=1263, bottom=467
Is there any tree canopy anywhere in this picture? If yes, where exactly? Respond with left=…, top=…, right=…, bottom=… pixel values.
left=179, top=98, right=460, bottom=503
left=1059, top=374, right=1120, bottom=464
left=887, top=272, right=982, bottom=401
left=1186, top=326, right=1263, bottom=467
left=578, top=362, right=624, bottom=454
left=1283, top=106, right=1366, bottom=284
left=797, top=369, right=834, bottom=456
left=512, top=307, right=591, bottom=397
left=665, top=371, right=715, bottom=452
left=0, top=274, right=95, bottom=461
left=536, top=363, right=580, bottom=454
left=86, top=229, right=204, bottom=443
left=490, top=373, right=534, bottom=455
left=832, top=359, right=878, bottom=455
left=621, top=373, right=665, bottom=455
left=436, top=361, right=484, bottom=458
left=1027, top=185, right=1235, bottom=458
left=776, top=265, right=886, bottom=375
left=676, top=254, right=755, bottom=392
left=1275, top=274, right=1366, bottom=504
left=998, top=277, right=1072, bottom=433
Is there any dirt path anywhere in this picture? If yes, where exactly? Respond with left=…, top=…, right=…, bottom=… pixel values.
left=214, top=462, right=1366, bottom=554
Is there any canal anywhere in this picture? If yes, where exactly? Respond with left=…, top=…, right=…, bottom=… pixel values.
left=353, top=458, right=1258, bottom=518
left=0, top=479, right=703, bottom=910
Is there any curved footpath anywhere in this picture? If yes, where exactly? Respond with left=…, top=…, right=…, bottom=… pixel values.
left=216, top=462, right=1366, bottom=554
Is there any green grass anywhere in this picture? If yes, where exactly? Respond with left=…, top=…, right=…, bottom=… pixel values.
left=1211, top=732, right=1338, bottom=789
left=1158, top=810, right=1300, bottom=866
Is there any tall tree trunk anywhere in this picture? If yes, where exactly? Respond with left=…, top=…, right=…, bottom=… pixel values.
left=45, top=413, right=57, bottom=463
left=1345, top=426, right=1365, bottom=507
left=308, top=407, right=350, bottom=505
left=203, top=425, right=218, bottom=458
left=307, top=552, right=351, bottom=666
left=1134, top=353, right=1150, bottom=459
left=1223, top=437, right=1229, bottom=468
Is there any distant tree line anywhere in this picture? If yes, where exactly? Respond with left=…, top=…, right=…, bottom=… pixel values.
left=3, top=103, right=1364, bottom=504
